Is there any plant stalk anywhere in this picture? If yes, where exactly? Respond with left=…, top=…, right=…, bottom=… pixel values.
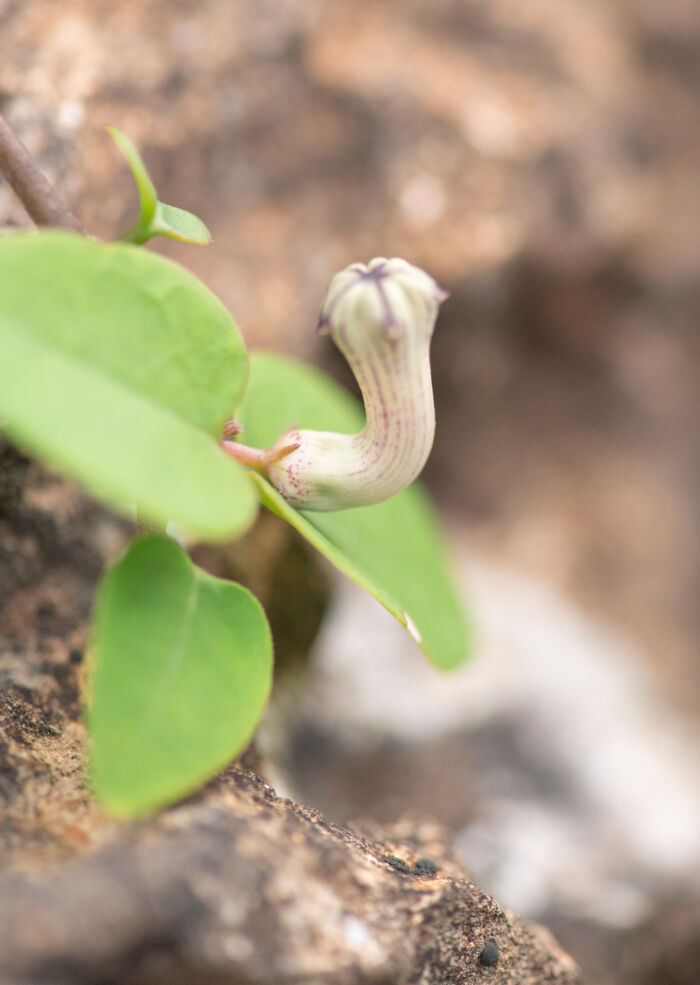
left=0, top=112, right=84, bottom=232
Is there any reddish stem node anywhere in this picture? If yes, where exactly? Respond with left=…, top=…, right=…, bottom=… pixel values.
left=220, top=438, right=299, bottom=473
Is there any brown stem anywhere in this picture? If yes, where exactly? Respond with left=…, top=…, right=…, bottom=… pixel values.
left=0, top=112, right=85, bottom=232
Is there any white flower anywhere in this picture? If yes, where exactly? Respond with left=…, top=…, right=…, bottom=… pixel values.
left=224, top=258, right=447, bottom=511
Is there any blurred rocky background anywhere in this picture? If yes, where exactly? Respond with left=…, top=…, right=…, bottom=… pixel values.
left=1, top=1, right=699, bottom=983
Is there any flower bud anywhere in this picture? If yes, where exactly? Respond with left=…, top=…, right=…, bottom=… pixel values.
left=263, top=257, right=447, bottom=510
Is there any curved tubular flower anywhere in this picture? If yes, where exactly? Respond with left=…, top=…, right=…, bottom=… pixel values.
left=222, top=257, right=447, bottom=511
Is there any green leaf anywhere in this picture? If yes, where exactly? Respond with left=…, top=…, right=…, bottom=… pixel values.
left=108, top=126, right=211, bottom=245
left=236, top=352, right=469, bottom=669
left=249, top=471, right=407, bottom=626
left=90, top=535, right=273, bottom=817
left=107, top=126, right=157, bottom=229
left=0, top=231, right=256, bottom=540
left=151, top=201, right=211, bottom=245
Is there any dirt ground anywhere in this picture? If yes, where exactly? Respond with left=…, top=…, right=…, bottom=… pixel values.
left=1, top=1, right=699, bottom=982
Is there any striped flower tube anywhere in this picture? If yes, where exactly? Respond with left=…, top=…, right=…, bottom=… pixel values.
left=222, top=257, right=447, bottom=511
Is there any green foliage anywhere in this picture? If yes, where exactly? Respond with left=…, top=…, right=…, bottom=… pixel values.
left=0, top=162, right=469, bottom=817
left=310, top=486, right=469, bottom=670
left=90, top=535, right=272, bottom=817
left=250, top=472, right=407, bottom=625
left=108, top=126, right=211, bottom=245
left=237, top=352, right=470, bottom=669
left=0, top=232, right=256, bottom=540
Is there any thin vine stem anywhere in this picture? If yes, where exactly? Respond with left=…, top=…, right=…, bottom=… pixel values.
left=0, top=112, right=85, bottom=232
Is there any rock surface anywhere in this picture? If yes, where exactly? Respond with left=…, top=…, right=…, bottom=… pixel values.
left=0, top=455, right=580, bottom=985
left=0, top=773, right=581, bottom=985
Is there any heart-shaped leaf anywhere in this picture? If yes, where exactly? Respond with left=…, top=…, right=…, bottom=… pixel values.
left=236, top=352, right=470, bottom=669
left=90, top=535, right=273, bottom=816
left=0, top=232, right=256, bottom=540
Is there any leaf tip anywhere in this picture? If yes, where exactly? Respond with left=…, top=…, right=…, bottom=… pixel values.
left=404, top=611, right=423, bottom=646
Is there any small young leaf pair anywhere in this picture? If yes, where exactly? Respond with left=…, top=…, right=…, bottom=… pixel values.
left=108, top=126, right=211, bottom=246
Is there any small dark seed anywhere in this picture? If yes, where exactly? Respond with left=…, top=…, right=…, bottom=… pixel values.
left=478, top=940, right=499, bottom=967
left=414, top=858, right=438, bottom=876
left=383, top=854, right=411, bottom=873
